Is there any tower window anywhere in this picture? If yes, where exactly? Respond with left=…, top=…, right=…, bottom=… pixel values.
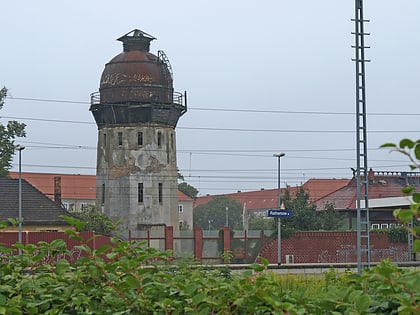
left=103, top=133, right=107, bottom=146
left=158, top=183, right=163, bottom=204
left=101, top=183, right=105, bottom=205
left=138, top=131, right=143, bottom=146
left=157, top=131, right=162, bottom=147
left=118, top=132, right=123, bottom=146
left=138, top=183, right=144, bottom=203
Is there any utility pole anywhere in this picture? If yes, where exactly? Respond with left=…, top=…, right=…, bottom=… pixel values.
left=352, top=0, right=371, bottom=273
left=273, top=153, right=285, bottom=265
left=16, top=145, right=25, bottom=255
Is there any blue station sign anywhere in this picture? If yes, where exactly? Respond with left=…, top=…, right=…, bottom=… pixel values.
left=266, top=209, right=293, bottom=218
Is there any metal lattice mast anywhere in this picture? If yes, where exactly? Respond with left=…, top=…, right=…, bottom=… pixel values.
left=352, top=0, right=371, bottom=273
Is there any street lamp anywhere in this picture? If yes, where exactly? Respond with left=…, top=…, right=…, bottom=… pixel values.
left=16, top=145, right=25, bottom=255
left=225, top=206, right=229, bottom=227
left=273, top=152, right=286, bottom=265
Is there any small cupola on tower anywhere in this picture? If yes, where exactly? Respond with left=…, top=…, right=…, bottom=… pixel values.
left=118, top=29, right=155, bottom=52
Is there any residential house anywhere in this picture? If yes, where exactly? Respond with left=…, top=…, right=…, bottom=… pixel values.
left=315, top=170, right=420, bottom=230
left=9, top=172, right=195, bottom=230
left=177, top=191, right=194, bottom=229
left=0, top=177, right=71, bottom=231
left=194, top=178, right=350, bottom=229
left=9, top=172, right=96, bottom=211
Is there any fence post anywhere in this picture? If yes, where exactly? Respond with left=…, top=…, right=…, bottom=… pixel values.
left=165, top=226, right=174, bottom=251
left=194, top=227, right=203, bottom=262
left=223, top=226, right=231, bottom=251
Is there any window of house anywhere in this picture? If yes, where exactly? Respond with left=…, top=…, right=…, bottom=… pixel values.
left=80, top=203, right=88, bottom=211
left=138, top=131, right=143, bottom=146
left=138, top=183, right=144, bottom=203
left=371, top=223, right=380, bottom=229
left=157, top=131, right=162, bottom=147
left=158, top=183, right=163, bottom=204
left=380, top=223, right=389, bottom=229
left=63, top=202, right=69, bottom=210
left=118, top=132, right=123, bottom=146
left=178, top=204, right=184, bottom=213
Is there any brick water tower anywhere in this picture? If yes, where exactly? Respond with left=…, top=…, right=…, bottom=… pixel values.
left=90, top=29, right=187, bottom=233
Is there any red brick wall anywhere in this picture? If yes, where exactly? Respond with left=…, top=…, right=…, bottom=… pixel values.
left=0, top=231, right=113, bottom=261
left=259, top=231, right=408, bottom=264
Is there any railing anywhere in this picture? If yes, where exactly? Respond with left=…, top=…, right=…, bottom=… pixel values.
left=128, top=227, right=269, bottom=264
left=90, top=90, right=186, bottom=107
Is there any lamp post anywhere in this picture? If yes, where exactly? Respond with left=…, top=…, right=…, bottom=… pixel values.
left=225, top=206, right=229, bottom=227
left=16, top=145, right=25, bottom=255
left=273, top=152, right=285, bottom=265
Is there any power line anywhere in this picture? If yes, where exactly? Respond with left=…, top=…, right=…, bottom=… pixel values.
left=5, top=95, right=420, bottom=116
left=2, top=115, right=419, bottom=134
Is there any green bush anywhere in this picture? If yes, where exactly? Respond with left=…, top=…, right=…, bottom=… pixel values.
left=1, top=221, right=420, bottom=314
left=388, top=226, right=408, bottom=243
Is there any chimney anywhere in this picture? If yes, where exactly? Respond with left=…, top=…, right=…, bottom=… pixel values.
left=54, top=176, right=62, bottom=206
left=368, top=168, right=374, bottom=184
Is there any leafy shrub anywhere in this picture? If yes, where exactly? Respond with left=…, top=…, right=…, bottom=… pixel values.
left=388, top=226, right=408, bottom=243
left=1, top=219, right=420, bottom=314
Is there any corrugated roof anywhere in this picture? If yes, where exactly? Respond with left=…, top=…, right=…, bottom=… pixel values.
left=0, top=178, right=71, bottom=225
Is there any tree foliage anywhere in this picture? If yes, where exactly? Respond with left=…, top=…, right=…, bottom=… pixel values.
left=178, top=181, right=198, bottom=199
left=0, top=220, right=419, bottom=314
left=0, top=87, right=26, bottom=177
left=381, top=138, right=420, bottom=253
left=318, top=202, right=346, bottom=230
left=72, top=205, right=115, bottom=235
left=278, top=188, right=344, bottom=237
left=248, top=216, right=274, bottom=230
left=194, top=196, right=243, bottom=229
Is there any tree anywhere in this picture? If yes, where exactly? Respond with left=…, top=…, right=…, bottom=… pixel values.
left=72, top=204, right=115, bottom=234
left=0, top=87, right=26, bottom=177
left=276, top=187, right=345, bottom=237
left=194, top=196, right=243, bottom=230
left=178, top=181, right=198, bottom=199
left=318, top=202, right=345, bottom=230
left=282, top=187, right=321, bottom=232
left=248, top=216, right=274, bottom=230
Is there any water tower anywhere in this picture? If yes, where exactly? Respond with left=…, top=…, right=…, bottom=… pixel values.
left=90, top=29, right=187, bottom=233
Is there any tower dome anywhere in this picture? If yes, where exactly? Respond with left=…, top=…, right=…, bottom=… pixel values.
left=100, top=29, right=173, bottom=105
left=90, top=29, right=186, bottom=127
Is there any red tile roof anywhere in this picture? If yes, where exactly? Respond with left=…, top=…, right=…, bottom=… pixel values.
left=194, top=178, right=350, bottom=211
left=315, top=172, right=420, bottom=210
left=10, top=172, right=196, bottom=202
left=9, top=172, right=96, bottom=200
left=178, top=190, right=193, bottom=201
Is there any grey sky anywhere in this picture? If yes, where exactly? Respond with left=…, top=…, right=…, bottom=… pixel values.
left=1, top=0, right=419, bottom=196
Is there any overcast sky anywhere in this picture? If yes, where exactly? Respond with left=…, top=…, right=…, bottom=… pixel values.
left=1, top=0, right=419, bottom=196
